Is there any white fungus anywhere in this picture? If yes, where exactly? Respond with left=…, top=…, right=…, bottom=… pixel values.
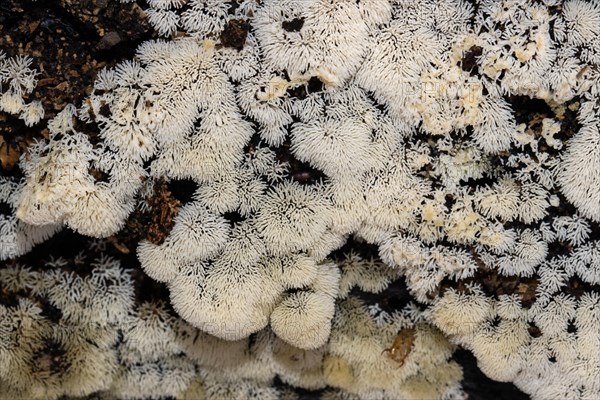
left=5, top=0, right=600, bottom=399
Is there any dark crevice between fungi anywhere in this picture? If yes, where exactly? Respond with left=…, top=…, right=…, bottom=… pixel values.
left=97, top=102, right=111, bottom=119
left=554, top=96, right=582, bottom=142
left=567, top=319, right=577, bottom=334
left=0, top=284, right=24, bottom=308
left=508, top=94, right=579, bottom=157
left=353, top=278, right=418, bottom=315
left=0, top=113, right=40, bottom=179
left=437, top=258, right=539, bottom=309
left=223, top=211, right=245, bottom=228
left=282, top=17, right=304, bottom=32
left=219, top=18, right=251, bottom=51
left=364, top=91, right=388, bottom=114
left=565, top=276, right=600, bottom=300
left=0, top=201, right=13, bottom=216
left=331, top=237, right=421, bottom=314
left=464, top=0, right=481, bottom=29
left=37, top=296, right=63, bottom=323
left=112, top=177, right=197, bottom=252
left=88, top=165, right=111, bottom=183
left=130, top=265, right=173, bottom=309
left=274, top=138, right=327, bottom=185
left=167, top=178, right=198, bottom=205
left=8, top=228, right=91, bottom=273
left=506, top=95, right=554, bottom=125
left=453, top=348, right=529, bottom=400
left=330, top=236, right=381, bottom=263
left=114, top=204, right=151, bottom=254
left=243, top=131, right=263, bottom=154
left=589, top=220, right=600, bottom=242
left=226, top=0, right=241, bottom=15
left=444, top=192, right=457, bottom=210
left=34, top=338, right=68, bottom=374
left=528, top=322, right=542, bottom=338
left=460, top=45, right=482, bottom=76
left=460, top=172, right=497, bottom=192
left=139, top=178, right=197, bottom=246
left=73, top=112, right=105, bottom=149
left=286, top=76, right=325, bottom=100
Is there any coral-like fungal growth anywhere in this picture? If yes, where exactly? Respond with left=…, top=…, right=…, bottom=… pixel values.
left=0, top=52, right=44, bottom=126
left=3, top=0, right=600, bottom=398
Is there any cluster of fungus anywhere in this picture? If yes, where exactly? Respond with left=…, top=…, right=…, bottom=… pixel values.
left=2, top=0, right=600, bottom=399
